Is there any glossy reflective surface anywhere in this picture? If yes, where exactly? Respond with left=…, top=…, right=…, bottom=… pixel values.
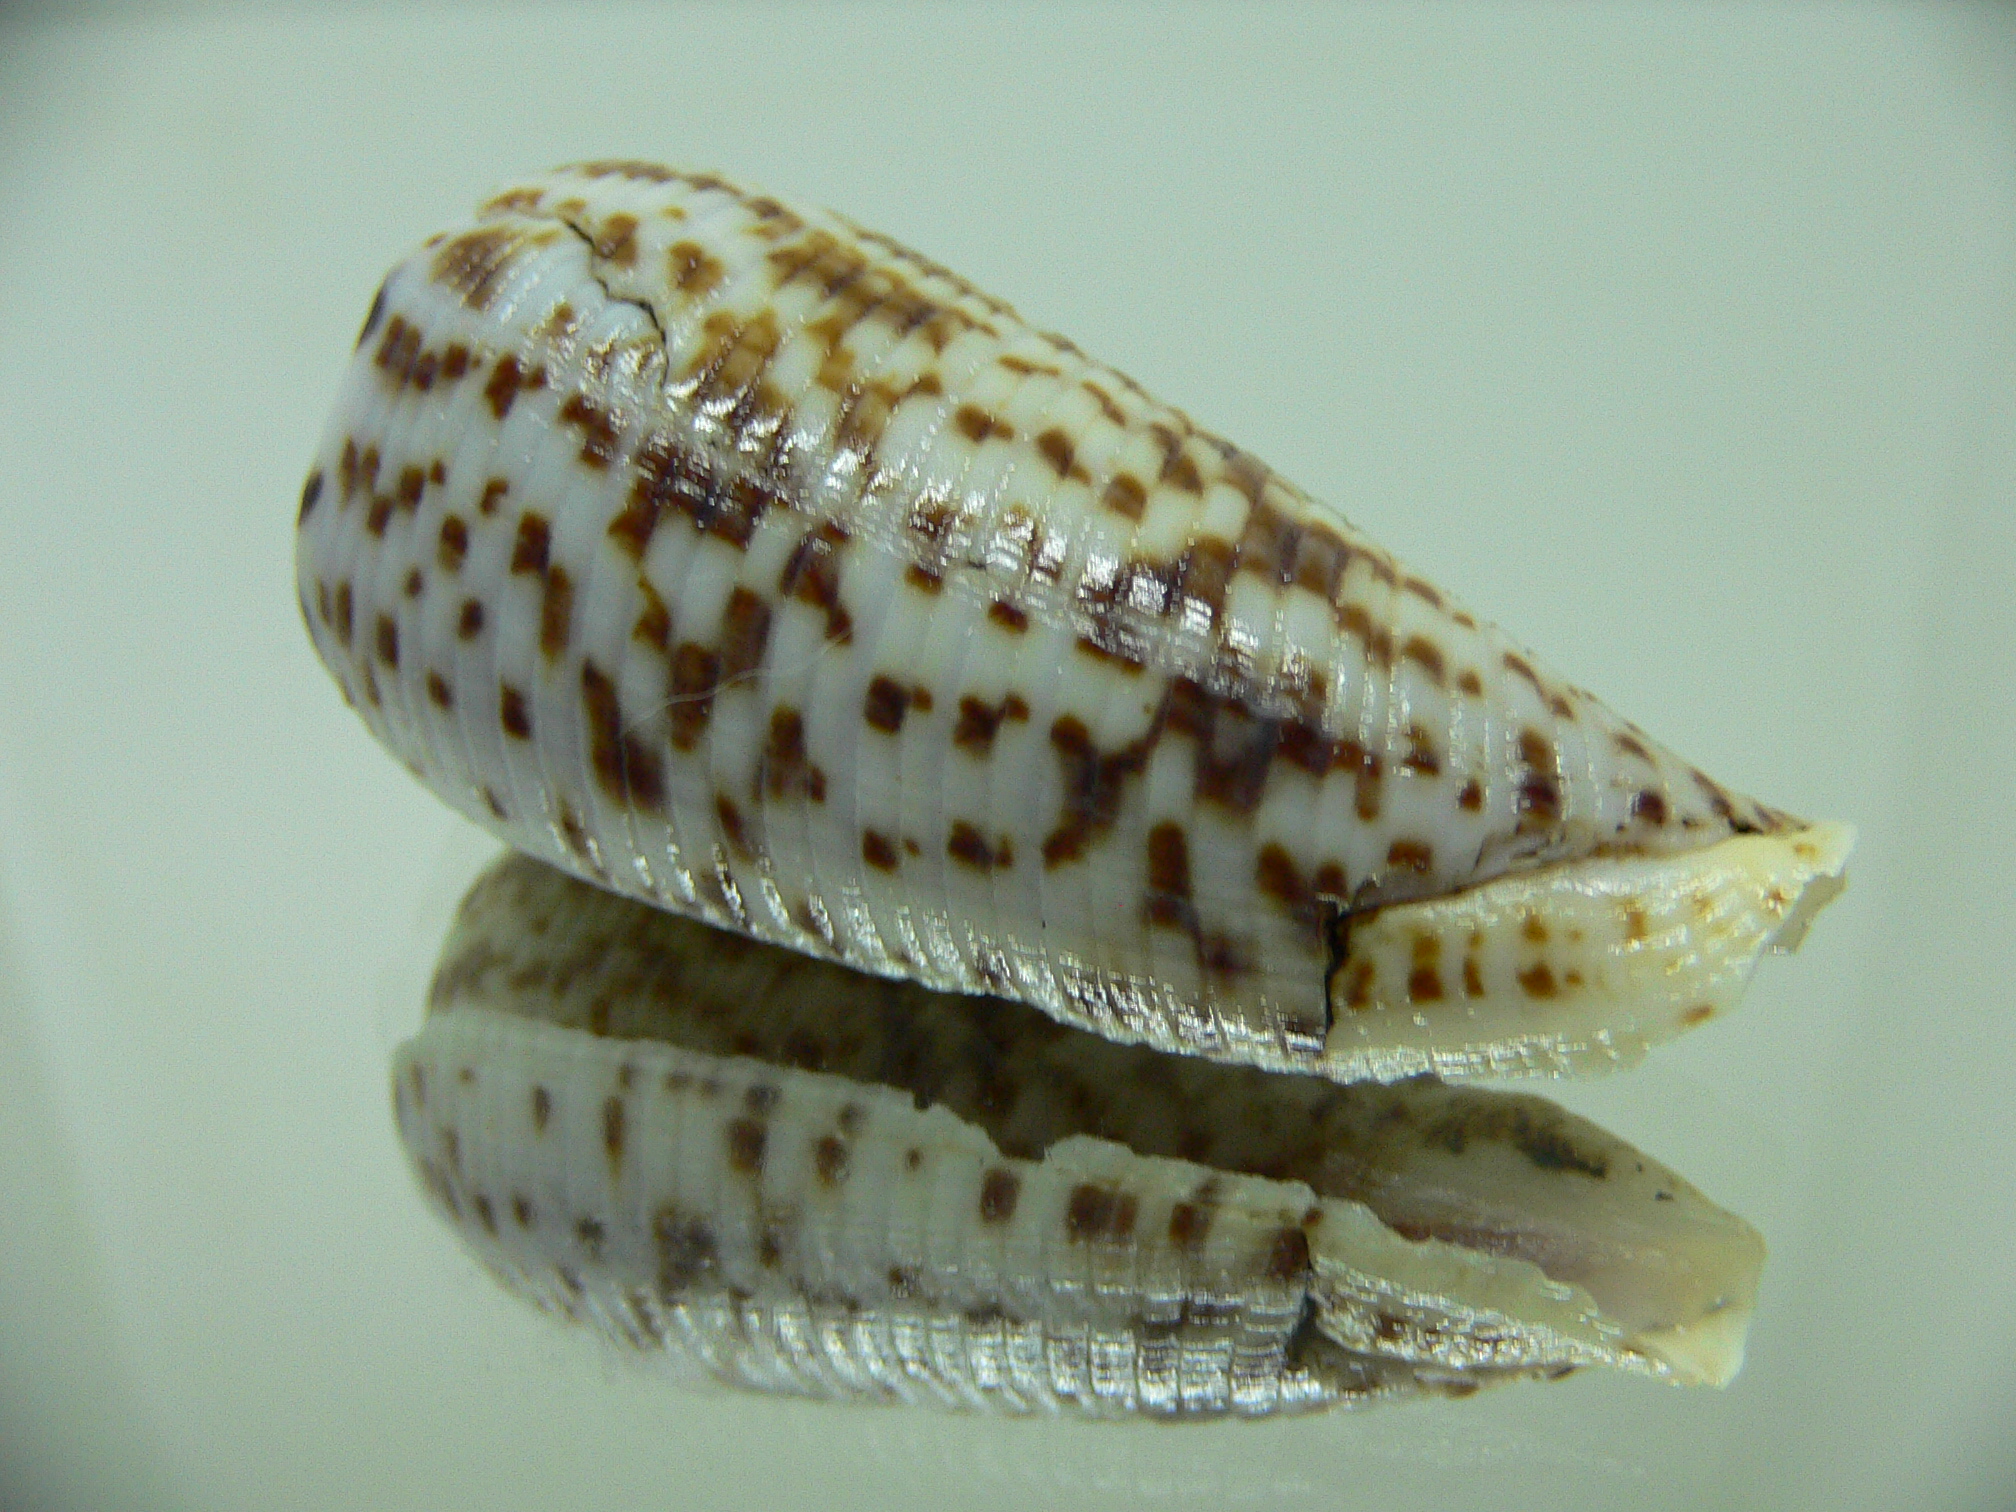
left=2, top=4, right=2013, bottom=1510
left=393, top=852, right=1769, bottom=1408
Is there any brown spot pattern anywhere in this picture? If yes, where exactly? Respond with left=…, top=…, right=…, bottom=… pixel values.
left=1386, top=839, right=1433, bottom=873
left=1264, top=1226, right=1310, bottom=1282
left=1101, top=474, right=1146, bottom=520
left=652, top=1208, right=718, bottom=1296
left=1065, top=1183, right=1137, bottom=1242
left=864, top=676, right=910, bottom=733
left=431, top=225, right=545, bottom=309
left=667, top=240, right=725, bottom=295
left=814, top=1135, right=849, bottom=1186
left=947, top=822, right=1013, bottom=871
left=437, top=515, right=468, bottom=572
left=632, top=583, right=670, bottom=652
left=759, top=706, right=823, bottom=801
left=668, top=644, right=721, bottom=751
left=510, top=513, right=551, bottom=576
left=1515, top=727, right=1561, bottom=825
left=602, top=1095, right=626, bottom=1170
left=1144, top=822, right=1194, bottom=931
left=558, top=394, right=620, bottom=469
left=978, top=1168, right=1020, bottom=1223
left=1401, top=636, right=1445, bottom=684
left=779, top=521, right=852, bottom=641
left=1043, top=715, right=1152, bottom=867
left=582, top=661, right=666, bottom=811
left=714, top=793, right=750, bottom=856
left=954, top=404, right=1013, bottom=444
left=500, top=685, right=531, bottom=740
left=1034, top=427, right=1082, bottom=479
left=719, top=588, right=771, bottom=680
left=725, top=1117, right=766, bottom=1174
left=1168, top=1202, right=1211, bottom=1248
left=616, top=432, right=778, bottom=557
left=987, top=599, right=1029, bottom=633
left=539, top=565, right=573, bottom=659
left=482, top=355, right=545, bottom=420
left=952, top=693, right=1029, bottom=755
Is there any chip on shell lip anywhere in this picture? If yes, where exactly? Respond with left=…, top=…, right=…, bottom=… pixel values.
left=1322, top=821, right=1855, bottom=1082
left=395, top=851, right=1769, bottom=1416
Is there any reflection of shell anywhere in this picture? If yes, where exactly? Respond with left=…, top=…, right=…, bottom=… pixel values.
left=298, top=162, right=1850, bottom=1082
left=394, top=853, right=1765, bottom=1416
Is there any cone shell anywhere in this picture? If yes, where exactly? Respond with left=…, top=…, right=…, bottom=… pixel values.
left=298, top=161, right=1849, bottom=1077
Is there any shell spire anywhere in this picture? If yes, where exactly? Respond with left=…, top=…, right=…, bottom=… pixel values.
left=297, top=161, right=1850, bottom=1081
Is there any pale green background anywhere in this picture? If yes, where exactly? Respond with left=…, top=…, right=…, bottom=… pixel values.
left=2, top=3, right=2012, bottom=1509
